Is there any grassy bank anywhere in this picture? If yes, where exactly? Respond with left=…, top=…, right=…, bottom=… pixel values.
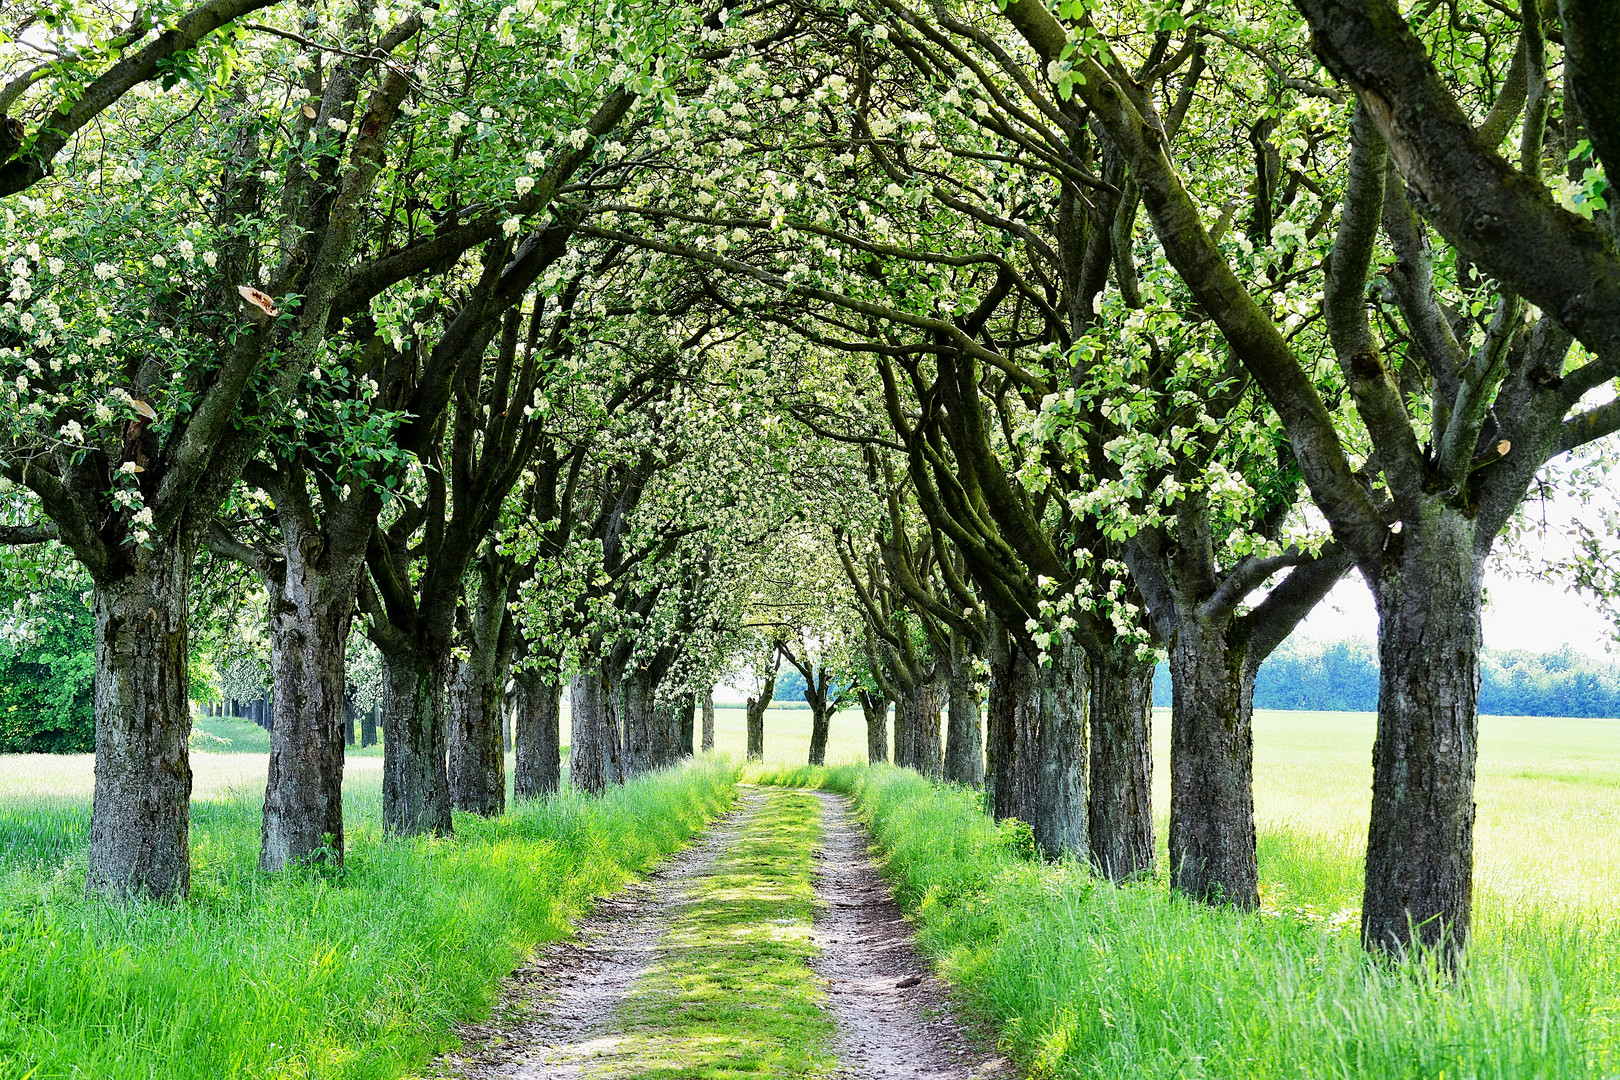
left=757, top=764, right=1619, bottom=1079
left=0, top=759, right=738, bottom=1080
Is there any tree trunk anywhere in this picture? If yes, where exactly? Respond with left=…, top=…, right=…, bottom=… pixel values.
left=987, top=636, right=1089, bottom=860
left=807, top=699, right=830, bottom=766
left=618, top=666, right=658, bottom=776
left=745, top=697, right=766, bottom=760
left=569, top=667, right=621, bottom=794
left=87, top=537, right=195, bottom=901
left=859, top=690, right=888, bottom=764
left=679, top=695, right=695, bottom=757
left=362, top=705, right=378, bottom=747
left=944, top=629, right=984, bottom=786
left=259, top=552, right=353, bottom=872
left=513, top=670, right=561, bottom=800
left=900, top=669, right=946, bottom=779
left=1363, top=511, right=1485, bottom=960
left=379, top=646, right=453, bottom=836
left=892, top=688, right=914, bottom=769
left=344, top=693, right=356, bottom=747
left=1088, top=646, right=1155, bottom=882
left=701, top=691, right=715, bottom=752
left=1168, top=618, right=1259, bottom=908
left=446, top=653, right=505, bottom=817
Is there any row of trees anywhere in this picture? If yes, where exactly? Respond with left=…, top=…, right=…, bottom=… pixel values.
left=2, top=0, right=1616, bottom=966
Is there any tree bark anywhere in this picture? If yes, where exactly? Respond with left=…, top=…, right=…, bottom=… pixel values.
left=988, top=635, right=1089, bottom=860
left=344, top=693, right=356, bottom=747
left=379, top=646, right=453, bottom=836
left=512, top=670, right=561, bottom=800
left=569, top=667, right=621, bottom=794
left=446, top=558, right=510, bottom=817
left=859, top=689, right=888, bottom=764
left=361, top=704, right=377, bottom=747
left=745, top=669, right=776, bottom=761
left=944, top=629, right=984, bottom=786
left=701, top=690, right=715, bottom=752
left=807, top=700, right=830, bottom=766
left=892, top=688, right=914, bottom=769
left=1363, top=509, right=1484, bottom=960
left=259, top=554, right=353, bottom=871
left=1168, top=617, right=1259, bottom=908
left=745, top=696, right=766, bottom=760
left=1088, top=646, right=1155, bottom=882
left=679, top=695, right=695, bottom=757
left=87, top=537, right=195, bottom=901
left=446, top=653, right=505, bottom=816
left=617, top=666, right=659, bottom=775
left=899, top=667, right=946, bottom=779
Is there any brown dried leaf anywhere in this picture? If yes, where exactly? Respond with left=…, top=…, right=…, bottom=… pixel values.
left=302, top=105, right=317, bottom=119
left=1497, top=440, right=1512, bottom=456
left=131, top=399, right=158, bottom=421
left=237, top=284, right=281, bottom=319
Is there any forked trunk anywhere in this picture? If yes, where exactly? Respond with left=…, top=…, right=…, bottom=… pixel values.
left=859, top=690, right=888, bottom=764
left=1088, top=646, right=1155, bottom=881
left=379, top=646, right=453, bottom=836
left=260, top=554, right=353, bottom=871
left=1168, top=618, right=1258, bottom=908
left=944, top=630, right=984, bottom=786
left=512, top=670, right=561, bottom=800
left=988, top=636, right=1088, bottom=860
left=87, top=537, right=195, bottom=901
left=446, top=654, right=505, bottom=816
left=1363, top=510, right=1484, bottom=960
left=569, top=667, right=621, bottom=794
left=701, top=691, right=715, bottom=752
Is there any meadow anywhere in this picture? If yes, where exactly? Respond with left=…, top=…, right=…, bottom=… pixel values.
left=0, top=751, right=738, bottom=1079
left=1, top=706, right=1616, bottom=1078
left=754, top=709, right=1620, bottom=1078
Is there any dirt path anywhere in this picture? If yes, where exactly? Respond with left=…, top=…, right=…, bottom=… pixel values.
left=809, top=792, right=1010, bottom=1080
left=433, top=786, right=1010, bottom=1079
left=435, top=793, right=767, bottom=1079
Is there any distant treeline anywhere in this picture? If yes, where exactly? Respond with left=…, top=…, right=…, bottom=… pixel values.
left=1153, top=638, right=1620, bottom=719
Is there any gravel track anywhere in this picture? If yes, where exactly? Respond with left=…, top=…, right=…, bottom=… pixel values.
left=433, top=786, right=1010, bottom=1079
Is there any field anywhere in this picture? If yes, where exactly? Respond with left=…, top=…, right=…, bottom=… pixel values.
left=1, top=707, right=1616, bottom=1078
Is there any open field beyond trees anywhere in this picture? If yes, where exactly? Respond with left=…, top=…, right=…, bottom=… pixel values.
left=3, top=711, right=1617, bottom=1077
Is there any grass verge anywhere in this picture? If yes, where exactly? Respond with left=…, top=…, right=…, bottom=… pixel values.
left=599, top=787, right=837, bottom=1079
left=0, top=759, right=738, bottom=1080
left=756, top=764, right=1620, bottom=1080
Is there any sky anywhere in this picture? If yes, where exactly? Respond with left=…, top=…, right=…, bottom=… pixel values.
left=1295, top=568, right=1615, bottom=657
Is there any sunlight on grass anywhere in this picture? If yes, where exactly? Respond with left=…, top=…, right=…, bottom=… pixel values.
left=0, top=758, right=738, bottom=1080
left=597, top=788, right=837, bottom=1080
left=771, top=764, right=1620, bottom=1080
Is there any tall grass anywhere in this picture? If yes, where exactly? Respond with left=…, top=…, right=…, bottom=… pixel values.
left=0, top=759, right=738, bottom=1080
left=758, top=765, right=1620, bottom=1079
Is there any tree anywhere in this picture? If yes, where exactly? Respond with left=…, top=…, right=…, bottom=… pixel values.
left=997, top=0, right=1620, bottom=956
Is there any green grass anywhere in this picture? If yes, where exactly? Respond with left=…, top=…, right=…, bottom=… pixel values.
left=598, top=788, right=836, bottom=1078
left=757, top=764, right=1620, bottom=1079
left=0, top=757, right=739, bottom=1080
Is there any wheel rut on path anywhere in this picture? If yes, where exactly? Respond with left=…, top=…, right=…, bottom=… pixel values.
left=433, top=786, right=1011, bottom=1079
left=809, top=791, right=1010, bottom=1080
left=435, top=793, right=767, bottom=1079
